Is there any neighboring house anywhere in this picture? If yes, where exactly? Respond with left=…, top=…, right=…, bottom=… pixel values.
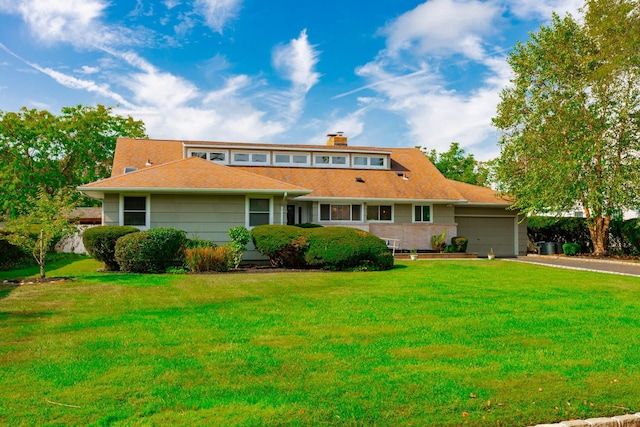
left=78, top=135, right=527, bottom=258
left=55, top=207, right=102, bottom=254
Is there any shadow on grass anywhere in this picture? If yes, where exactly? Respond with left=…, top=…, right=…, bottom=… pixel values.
left=0, top=284, right=18, bottom=301
left=0, top=310, right=56, bottom=323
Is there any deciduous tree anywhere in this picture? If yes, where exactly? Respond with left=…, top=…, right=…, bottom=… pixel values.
left=4, top=189, right=77, bottom=278
left=0, top=105, right=146, bottom=218
left=424, top=142, right=492, bottom=187
left=493, top=0, right=640, bottom=255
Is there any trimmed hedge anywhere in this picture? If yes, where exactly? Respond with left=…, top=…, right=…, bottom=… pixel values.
left=83, top=226, right=140, bottom=271
left=251, top=225, right=393, bottom=271
left=114, top=227, right=186, bottom=273
left=250, top=225, right=308, bottom=268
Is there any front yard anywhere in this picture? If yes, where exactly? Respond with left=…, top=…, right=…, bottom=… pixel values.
left=1, top=258, right=639, bottom=426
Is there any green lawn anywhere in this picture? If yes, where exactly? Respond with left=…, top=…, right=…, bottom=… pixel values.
left=1, top=258, right=639, bottom=426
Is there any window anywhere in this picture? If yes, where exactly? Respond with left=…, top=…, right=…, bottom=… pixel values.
left=292, top=155, right=307, bottom=164
left=122, top=196, right=147, bottom=227
left=209, top=152, right=226, bottom=161
left=191, top=151, right=207, bottom=159
left=413, top=205, right=432, bottom=222
left=370, top=157, right=384, bottom=167
left=252, top=153, right=267, bottom=163
left=353, top=156, right=368, bottom=166
left=234, top=153, right=250, bottom=162
left=319, top=204, right=361, bottom=221
left=315, top=155, right=330, bottom=165
left=248, top=198, right=271, bottom=227
left=275, top=154, right=290, bottom=164
left=332, top=156, right=347, bottom=165
left=367, top=205, right=392, bottom=221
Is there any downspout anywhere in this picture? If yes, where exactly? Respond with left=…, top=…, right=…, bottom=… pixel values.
left=281, top=192, right=288, bottom=225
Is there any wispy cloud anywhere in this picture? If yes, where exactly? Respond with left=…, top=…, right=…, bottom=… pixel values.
left=508, top=0, right=583, bottom=20
left=194, top=0, right=242, bottom=33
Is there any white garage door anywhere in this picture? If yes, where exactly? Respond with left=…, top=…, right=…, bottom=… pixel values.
left=455, top=216, right=516, bottom=257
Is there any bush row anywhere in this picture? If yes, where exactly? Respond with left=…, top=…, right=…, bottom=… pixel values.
left=527, top=216, right=640, bottom=255
left=251, top=225, right=394, bottom=271
left=83, top=226, right=238, bottom=273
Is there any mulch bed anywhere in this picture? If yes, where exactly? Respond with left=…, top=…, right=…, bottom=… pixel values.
left=2, top=277, right=75, bottom=285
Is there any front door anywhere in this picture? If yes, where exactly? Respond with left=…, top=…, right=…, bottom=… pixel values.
left=287, top=205, right=296, bottom=225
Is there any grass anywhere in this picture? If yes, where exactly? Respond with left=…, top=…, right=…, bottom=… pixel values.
left=1, top=258, right=639, bottom=426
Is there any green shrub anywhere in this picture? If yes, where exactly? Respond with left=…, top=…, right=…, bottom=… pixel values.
left=251, top=225, right=309, bottom=268
left=621, top=218, right=640, bottom=254
left=185, top=237, right=216, bottom=249
left=114, top=227, right=186, bottom=273
left=82, top=226, right=140, bottom=271
left=228, top=226, right=250, bottom=269
left=185, top=245, right=234, bottom=272
left=451, top=236, right=469, bottom=253
left=562, top=242, right=581, bottom=256
left=0, top=231, right=30, bottom=270
left=304, top=227, right=394, bottom=271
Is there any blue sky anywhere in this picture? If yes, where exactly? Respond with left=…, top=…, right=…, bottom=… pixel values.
left=0, top=0, right=582, bottom=159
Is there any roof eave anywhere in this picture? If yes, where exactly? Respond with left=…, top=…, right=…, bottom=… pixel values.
left=77, top=187, right=312, bottom=199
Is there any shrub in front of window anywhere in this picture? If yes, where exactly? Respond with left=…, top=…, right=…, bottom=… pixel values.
left=562, top=242, right=581, bottom=256
left=185, top=245, right=233, bottom=272
left=114, top=227, right=186, bottom=273
left=304, top=226, right=394, bottom=271
left=82, top=226, right=140, bottom=271
left=251, top=225, right=309, bottom=268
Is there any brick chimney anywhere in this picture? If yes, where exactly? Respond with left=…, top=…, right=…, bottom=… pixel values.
left=326, top=131, right=347, bottom=146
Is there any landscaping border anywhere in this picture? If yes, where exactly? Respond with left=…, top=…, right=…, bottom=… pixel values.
left=528, top=412, right=640, bottom=427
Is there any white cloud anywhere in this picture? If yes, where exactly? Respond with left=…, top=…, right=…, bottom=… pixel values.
left=194, top=0, right=242, bottom=33
left=382, top=0, right=501, bottom=59
left=164, top=0, right=181, bottom=9
left=0, top=0, right=146, bottom=48
left=77, top=65, right=100, bottom=74
left=507, top=0, right=583, bottom=20
left=267, top=29, right=321, bottom=124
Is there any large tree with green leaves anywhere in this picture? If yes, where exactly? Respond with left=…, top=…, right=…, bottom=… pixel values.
left=0, top=104, right=146, bottom=218
left=424, top=142, right=492, bottom=187
left=493, top=0, right=640, bottom=255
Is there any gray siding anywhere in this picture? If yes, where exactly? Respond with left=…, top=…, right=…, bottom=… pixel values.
left=103, top=194, right=119, bottom=226
left=150, top=194, right=245, bottom=241
left=433, top=204, right=455, bottom=223
left=394, top=204, right=412, bottom=224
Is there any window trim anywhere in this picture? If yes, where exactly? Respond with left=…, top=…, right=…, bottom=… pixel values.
left=313, top=153, right=350, bottom=168
left=273, top=152, right=311, bottom=166
left=412, top=204, right=433, bottom=223
left=245, top=196, right=274, bottom=229
left=231, top=151, right=271, bottom=165
left=318, top=203, right=363, bottom=222
left=366, top=204, right=394, bottom=222
left=352, top=155, right=388, bottom=169
left=119, top=194, right=150, bottom=230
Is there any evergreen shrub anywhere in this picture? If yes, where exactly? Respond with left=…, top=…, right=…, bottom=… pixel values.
left=304, top=226, right=394, bottom=271
left=251, top=225, right=308, bottom=268
left=82, top=226, right=140, bottom=271
left=114, top=227, right=186, bottom=273
left=562, top=242, right=581, bottom=256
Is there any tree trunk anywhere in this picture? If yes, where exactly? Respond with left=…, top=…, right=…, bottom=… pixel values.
left=39, top=229, right=46, bottom=279
left=587, top=214, right=610, bottom=256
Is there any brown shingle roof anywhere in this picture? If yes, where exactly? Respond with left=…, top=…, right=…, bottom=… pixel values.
left=446, top=179, right=512, bottom=205
left=91, top=137, right=510, bottom=205
left=80, top=156, right=310, bottom=197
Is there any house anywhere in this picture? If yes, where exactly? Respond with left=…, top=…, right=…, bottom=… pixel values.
left=78, top=135, right=527, bottom=258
